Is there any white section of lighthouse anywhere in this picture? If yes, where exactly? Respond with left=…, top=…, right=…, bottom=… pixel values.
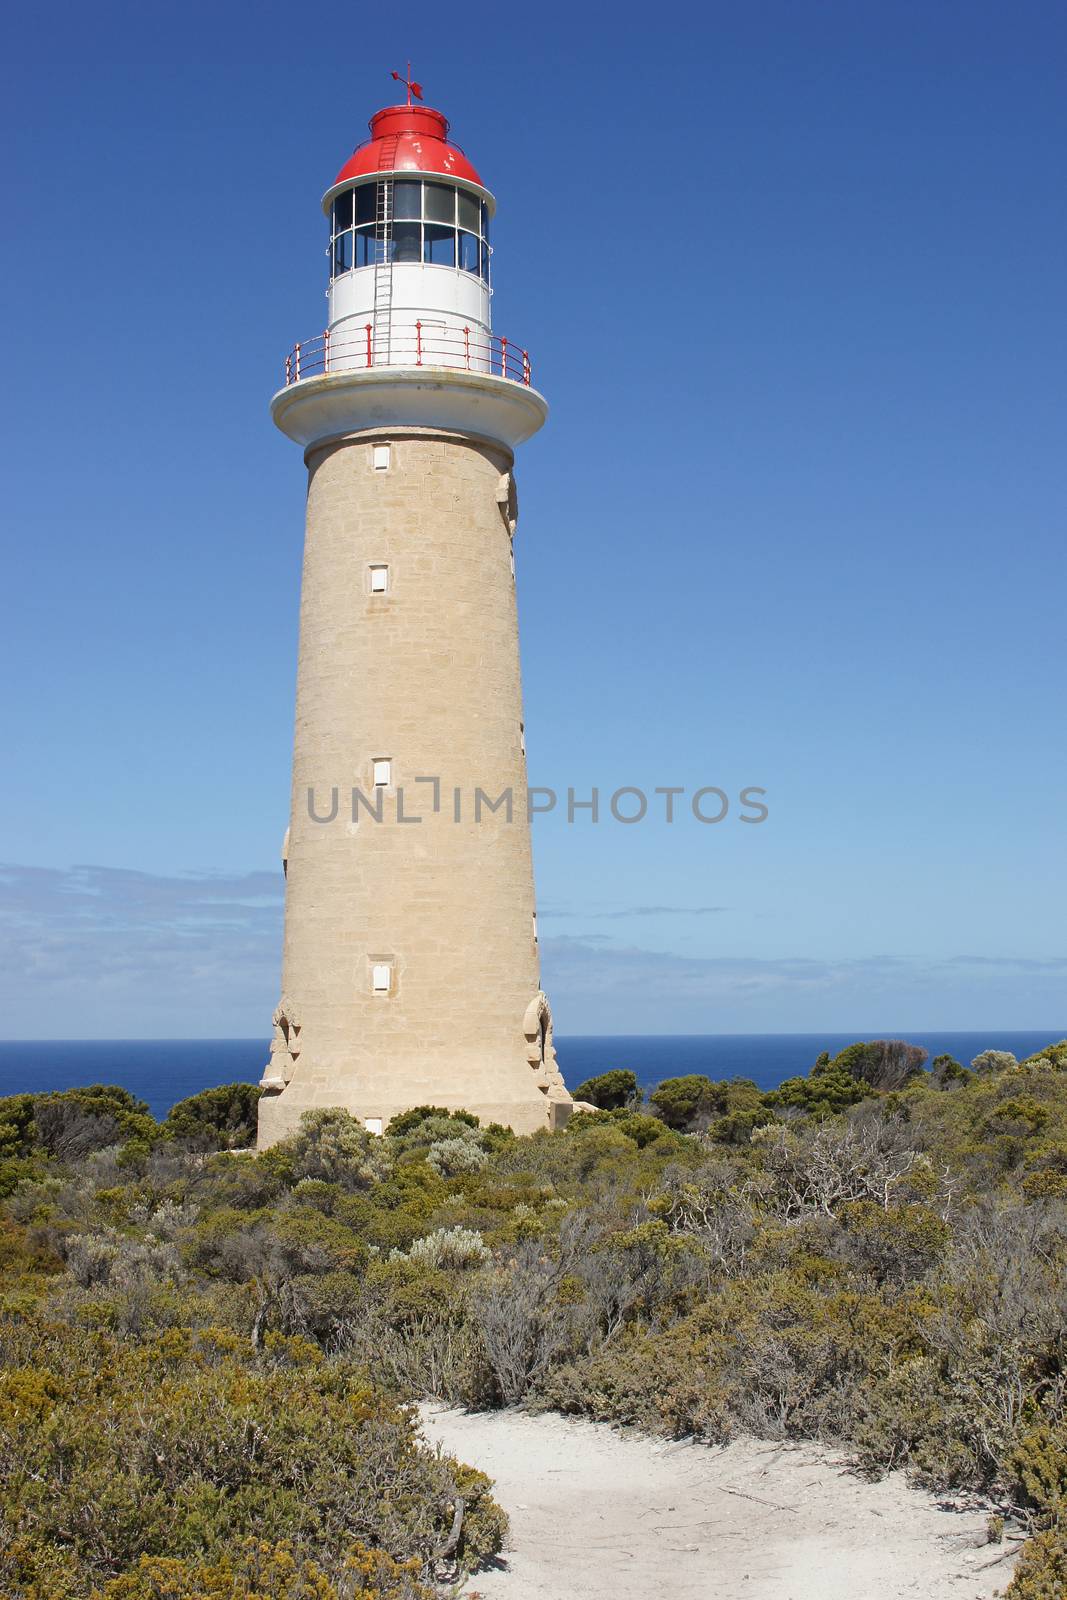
left=257, top=87, right=572, bottom=1147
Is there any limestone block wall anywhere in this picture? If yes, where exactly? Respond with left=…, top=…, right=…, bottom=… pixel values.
left=257, top=427, right=570, bottom=1147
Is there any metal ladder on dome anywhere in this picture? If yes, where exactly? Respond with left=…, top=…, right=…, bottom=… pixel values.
left=371, top=147, right=398, bottom=367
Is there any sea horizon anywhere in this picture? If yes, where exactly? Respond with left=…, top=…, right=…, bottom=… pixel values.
left=1, top=1030, right=1060, bottom=1122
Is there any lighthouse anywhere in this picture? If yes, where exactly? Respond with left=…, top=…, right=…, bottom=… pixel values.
left=257, top=79, right=572, bottom=1147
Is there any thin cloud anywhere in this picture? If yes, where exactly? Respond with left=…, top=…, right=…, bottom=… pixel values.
left=0, top=863, right=1061, bottom=1038
left=944, top=955, right=1067, bottom=972
left=0, top=864, right=283, bottom=1035
left=538, top=936, right=1067, bottom=1032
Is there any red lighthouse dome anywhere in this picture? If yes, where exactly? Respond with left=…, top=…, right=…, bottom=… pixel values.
left=331, top=104, right=486, bottom=195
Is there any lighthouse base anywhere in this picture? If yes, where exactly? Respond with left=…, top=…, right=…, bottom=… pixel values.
left=256, top=1075, right=572, bottom=1148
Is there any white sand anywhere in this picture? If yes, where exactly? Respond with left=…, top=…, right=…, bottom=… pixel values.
left=419, top=1405, right=1019, bottom=1600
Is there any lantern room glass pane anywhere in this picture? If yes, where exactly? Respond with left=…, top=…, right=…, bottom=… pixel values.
left=424, top=181, right=456, bottom=224
left=457, top=189, right=479, bottom=233
left=393, top=180, right=421, bottom=220
left=424, top=223, right=456, bottom=266
left=333, top=190, right=354, bottom=233
left=333, top=231, right=353, bottom=275
left=355, top=226, right=376, bottom=267
left=480, top=202, right=490, bottom=242
left=354, top=184, right=377, bottom=226
left=458, top=230, right=480, bottom=275
left=480, top=240, right=490, bottom=282
left=392, top=221, right=421, bottom=263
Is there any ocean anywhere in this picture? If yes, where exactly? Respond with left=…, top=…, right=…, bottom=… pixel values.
left=0, top=1031, right=1060, bottom=1122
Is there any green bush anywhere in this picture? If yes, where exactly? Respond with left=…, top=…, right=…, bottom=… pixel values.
left=570, top=1070, right=639, bottom=1110
left=830, top=1040, right=928, bottom=1092
left=20, top=1085, right=159, bottom=1161
left=764, top=1065, right=869, bottom=1115
left=930, top=1053, right=970, bottom=1089
left=427, top=1136, right=488, bottom=1177
left=1021, top=1040, right=1067, bottom=1072
left=272, top=1109, right=391, bottom=1190
left=0, top=1317, right=504, bottom=1593
left=89, top=1539, right=434, bottom=1599
left=1004, top=1526, right=1067, bottom=1599
left=163, top=1084, right=263, bottom=1150
left=648, top=1075, right=721, bottom=1130
left=0, top=1093, right=36, bottom=1159
left=1007, top=1423, right=1067, bottom=1517
left=387, top=1105, right=480, bottom=1136
left=971, top=1049, right=1019, bottom=1075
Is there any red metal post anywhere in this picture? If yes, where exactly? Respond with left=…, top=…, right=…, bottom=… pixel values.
left=324, top=327, right=331, bottom=374
left=365, top=322, right=373, bottom=367
left=463, top=325, right=470, bottom=370
left=522, top=350, right=531, bottom=386
left=295, top=342, right=301, bottom=381
left=416, top=319, right=422, bottom=366
left=499, top=334, right=508, bottom=379
left=285, top=353, right=292, bottom=386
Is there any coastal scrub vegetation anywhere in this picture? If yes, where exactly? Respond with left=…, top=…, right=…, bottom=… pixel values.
left=2, top=1041, right=1067, bottom=1594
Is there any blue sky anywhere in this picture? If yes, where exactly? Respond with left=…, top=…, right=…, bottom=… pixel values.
left=1, top=0, right=1065, bottom=1037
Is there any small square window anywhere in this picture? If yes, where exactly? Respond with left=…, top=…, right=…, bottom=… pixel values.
left=369, top=564, right=389, bottom=594
left=364, top=1116, right=384, bottom=1135
left=372, top=758, right=391, bottom=788
left=520, top=723, right=526, bottom=756
left=371, top=964, right=391, bottom=993
left=372, top=444, right=390, bottom=471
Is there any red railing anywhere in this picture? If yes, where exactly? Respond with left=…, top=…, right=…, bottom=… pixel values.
left=283, top=322, right=533, bottom=388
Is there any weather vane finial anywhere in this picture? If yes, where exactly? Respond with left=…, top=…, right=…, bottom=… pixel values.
left=390, top=63, right=423, bottom=107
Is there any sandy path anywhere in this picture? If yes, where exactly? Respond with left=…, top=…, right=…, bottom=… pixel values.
left=419, top=1405, right=1018, bottom=1600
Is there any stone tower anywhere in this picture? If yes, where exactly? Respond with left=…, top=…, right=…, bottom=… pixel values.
left=257, top=85, right=571, bottom=1147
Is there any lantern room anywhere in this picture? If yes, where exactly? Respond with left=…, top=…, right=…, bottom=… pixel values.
left=272, top=85, right=546, bottom=451
left=322, top=102, right=495, bottom=371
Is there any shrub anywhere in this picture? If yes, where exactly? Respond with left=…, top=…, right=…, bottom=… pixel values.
left=648, top=1075, right=721, bottom=1130
left=972, top=1049, right=1019, bottom=1075
left=90, top=1539, right=434, bottom=1599
left=571, top=1070, right=639, bottom=1110
left=31, top=1086, right=158, bottom=1161
left=405, top=1227, right=492, bottom=1270
left=831, top=1040, right=928, bottom=1092
left=426, top=1137, right=488, bottom=1177
left=754, top=1116, right=925, bottom=1217
left=163, top=1084, right=263, bottom=1150
left=834, top=1200, right=950, bottom=1285
left=1004, top=1526, right=1067, bottom=1599
left=765, top=1065, right=869, bottom=1116
left=1021, top=1040, right=1067, bottom=1072
left=0, top=1317, right=504, bottom=1590
left=1007, top=1423, right=1067, bottom=1518
left=611, top=1111, right=679, bottom=1147
left=931, top=1053, right=970, bottom=1089
left=387, top=1106, right=480, bottom=1136
left=0, top=1094, right=36, bottom=1160
left=389, top=1114, right=492, bottom=1166
left=274, top=1109, right=391, bottom=1190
